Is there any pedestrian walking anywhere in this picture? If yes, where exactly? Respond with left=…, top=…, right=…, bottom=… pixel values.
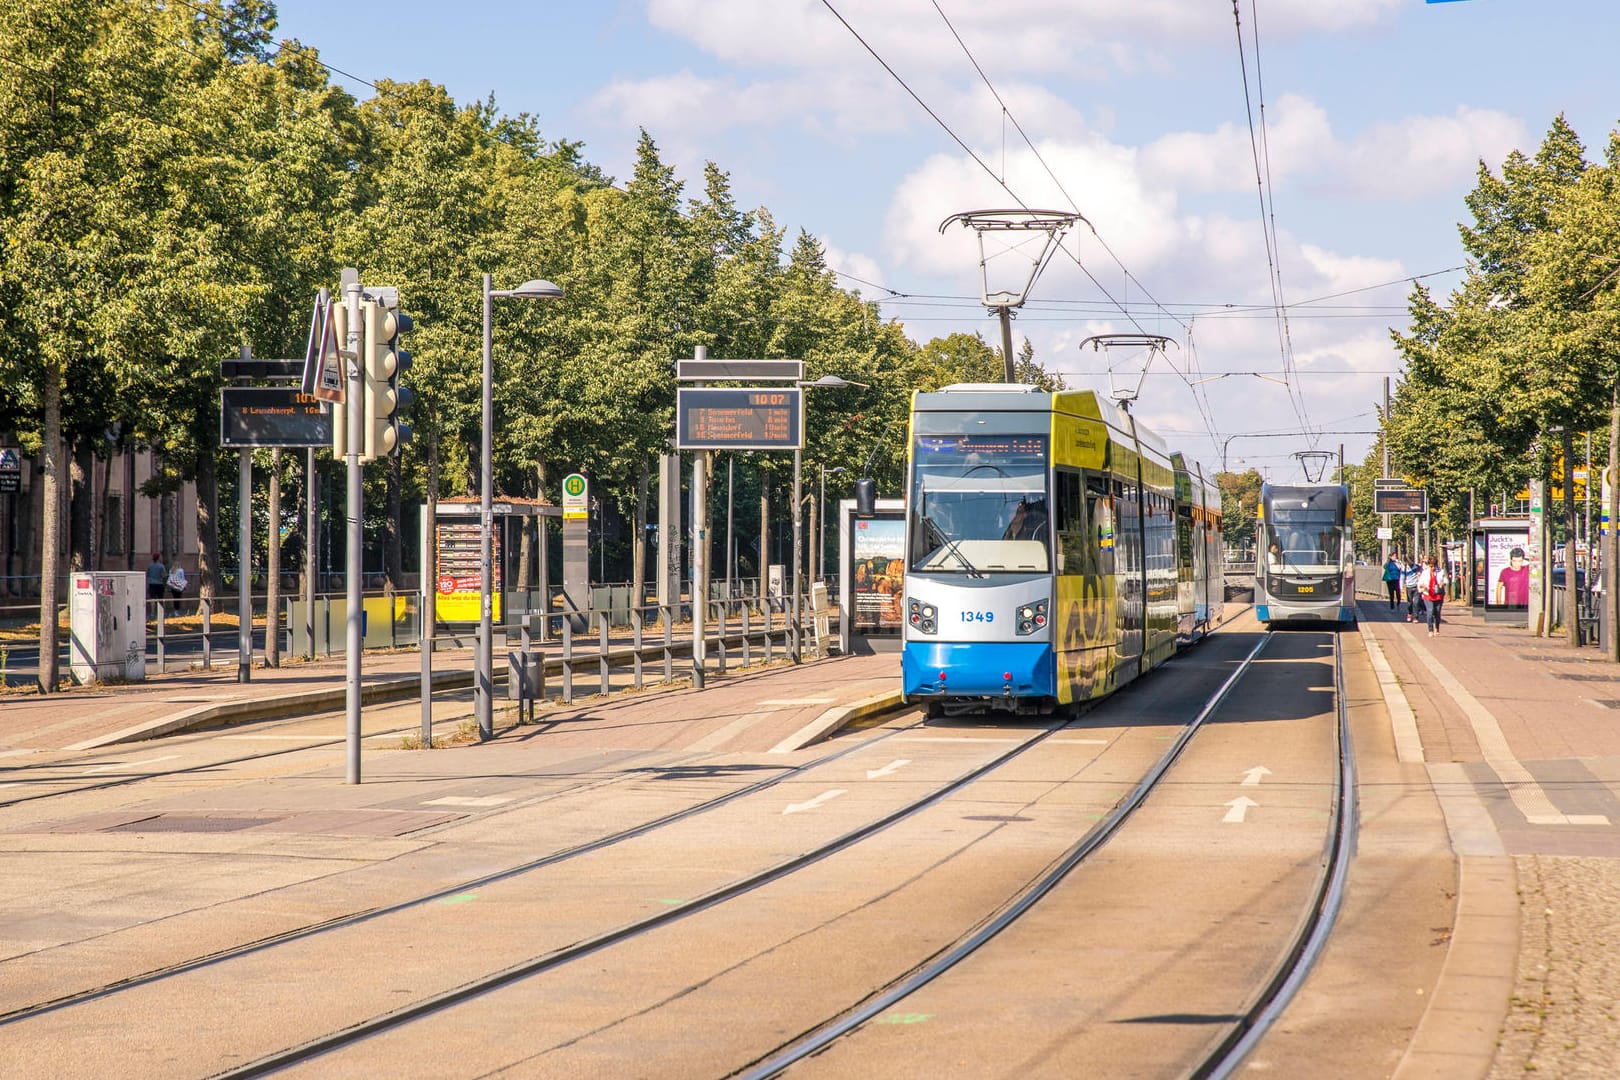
left=145, top=553, right=167, bottom=606
left=1402, top=558, right=1422, bottom=622
left=1421, top=555, right=1448, bottom=636
left=1382, top=554, right=1402, bottom=609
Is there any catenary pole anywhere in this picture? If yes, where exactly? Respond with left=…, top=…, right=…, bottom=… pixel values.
left=343, top=268, right=363, bottom=783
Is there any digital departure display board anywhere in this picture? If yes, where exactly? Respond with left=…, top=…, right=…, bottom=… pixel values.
left=1373, top=488, right=1427, bottom=515
left=220, top=388, right=331, bottom=447
left=913, top=434, right=1048, bottom=466
left=677, top=388, right=803, bottom=450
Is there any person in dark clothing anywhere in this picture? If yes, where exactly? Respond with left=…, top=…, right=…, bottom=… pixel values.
left=145, top=554, right=167, bottom=604
left=1382, top=555, right=1402, bottom=610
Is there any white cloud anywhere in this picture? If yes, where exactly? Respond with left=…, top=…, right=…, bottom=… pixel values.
left=1335, top=107, right=1527, bottom=199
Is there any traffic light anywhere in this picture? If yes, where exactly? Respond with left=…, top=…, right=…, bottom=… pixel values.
left=361, top=296, right=414, bottom=461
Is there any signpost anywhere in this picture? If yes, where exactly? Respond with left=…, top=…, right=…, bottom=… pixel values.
left=0, top=448, right=19, bottom=494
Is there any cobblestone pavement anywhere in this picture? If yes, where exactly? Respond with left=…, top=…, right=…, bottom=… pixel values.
left=1489, top=856, right=1620, bottom=1079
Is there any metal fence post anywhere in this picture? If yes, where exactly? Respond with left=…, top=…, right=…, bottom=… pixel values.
left=632, top=606, right=645, bottom=691
left=599, top=608, right=610, bottom=697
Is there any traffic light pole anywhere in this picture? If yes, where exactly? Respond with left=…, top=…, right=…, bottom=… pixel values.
left=342, top=268, right=364, bottom=784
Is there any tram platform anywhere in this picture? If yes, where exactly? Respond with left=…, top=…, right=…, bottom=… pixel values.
left=1354, top=595, right=1620, bottom=1078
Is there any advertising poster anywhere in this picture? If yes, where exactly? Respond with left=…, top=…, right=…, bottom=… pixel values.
left=436, top=522, right=499, bottom=623
left=851, top=516, right=905, bottom=632
left=1485, top=529, right=1531, bottom=611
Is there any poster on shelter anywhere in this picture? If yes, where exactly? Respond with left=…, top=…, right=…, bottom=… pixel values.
left=1484, top=530, right=1531, bottom=611
left=851, top=516, right=905, bottom=632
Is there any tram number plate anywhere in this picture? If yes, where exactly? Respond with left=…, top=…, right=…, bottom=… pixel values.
left=1297, top=585, right=1315, bottom=594
left=959, top=610, right=995, bottom=623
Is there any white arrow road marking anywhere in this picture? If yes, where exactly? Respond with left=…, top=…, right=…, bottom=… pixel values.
left=1223, top=796, right=1259, bottom=824
left=784, top=789, right=847, bottom=815
left=1241, top=766, right=1272, bottom=787
left=865, top=759, right=911, bottom=779
left=86, top=755, right=180, bottom=774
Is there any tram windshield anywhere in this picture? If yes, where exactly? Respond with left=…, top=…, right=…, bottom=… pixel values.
left=909, top=434, right=1049, bottom=573
left=1263, top=510, right=1343, bottom=572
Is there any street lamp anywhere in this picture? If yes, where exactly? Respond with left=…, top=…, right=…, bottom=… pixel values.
left=818, top=465, right=848, bottom=584
left=793, top=375, right=867, bottom=661
left=478, top=274, right=563, bottom=741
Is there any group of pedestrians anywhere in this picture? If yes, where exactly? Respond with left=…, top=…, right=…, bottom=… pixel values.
left=1382, top=552, right=1449, bottom=635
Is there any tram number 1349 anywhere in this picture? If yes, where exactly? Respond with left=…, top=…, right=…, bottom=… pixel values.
left=959, top=610, right=995, bottom=623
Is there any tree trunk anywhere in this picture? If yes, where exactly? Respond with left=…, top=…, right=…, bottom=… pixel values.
left=96, top=450, right=113, bottom=570
left=386, top=451, right=403, bottom=591
left=633, top=462, right=648, bottom=610
left=69, top=437, right=93, bottom=572
left=196, top=448, right=219, bottom=614
left=38, top=367, right=63, bottom=692
left=267, top=449, right=281, bottom=667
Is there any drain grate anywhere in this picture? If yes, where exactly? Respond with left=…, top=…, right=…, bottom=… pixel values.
left=1592, top=700, right=1620, bottom=710
left=104, top=814, right=277, bottom=833
left=1550, top=672, right=1620, bottom=682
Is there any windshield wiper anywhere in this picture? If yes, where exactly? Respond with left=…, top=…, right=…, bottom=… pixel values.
left=921, top=514, right=984, bottom=577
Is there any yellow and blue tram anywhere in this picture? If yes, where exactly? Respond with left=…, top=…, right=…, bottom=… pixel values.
left=901, top=384, right=1226, bottom=716
left=1254, top=482, right=1356, bottom=625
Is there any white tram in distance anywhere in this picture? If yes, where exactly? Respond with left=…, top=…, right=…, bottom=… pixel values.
left=1254, top=482, right=1357, bottom=625
left=901, top=384, right=1226, bottom=716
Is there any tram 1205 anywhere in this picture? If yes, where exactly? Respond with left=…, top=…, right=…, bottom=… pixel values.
left=901, top=384, right=1225, bottom=717
left=1254, top=482, right=1356, bottom=626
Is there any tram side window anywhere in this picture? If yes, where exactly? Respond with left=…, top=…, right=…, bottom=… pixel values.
left=1086, top=476, right=1115, bottom=577
left=1055, top=470, right=1091, bottom=575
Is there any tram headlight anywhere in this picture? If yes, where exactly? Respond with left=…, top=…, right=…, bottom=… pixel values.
left=907, top=598, right=937, bottom=635
left=1016, top=599, right=1049, bottom=636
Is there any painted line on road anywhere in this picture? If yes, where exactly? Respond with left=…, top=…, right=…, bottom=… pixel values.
left=1405, top=630, right=1608, bottom=826
left=1358, top=623, right=1425, bottom=763
left=84, top=754, right=180, bottom=774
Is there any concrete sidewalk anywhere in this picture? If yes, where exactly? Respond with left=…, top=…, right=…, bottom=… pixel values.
left=1355, top=595, right=1620, bottom=1078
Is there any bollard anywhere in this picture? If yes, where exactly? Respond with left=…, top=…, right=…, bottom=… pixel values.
left=420, top=629, right=433, bottom=747
left=599, top=613, right=610, bottom=697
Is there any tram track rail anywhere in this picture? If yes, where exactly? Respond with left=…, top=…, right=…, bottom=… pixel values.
left=5, top=622, right=1310, bottom=1080
left=0, top=705, right=924, bottom=1028
left=197, top=633, right=1275, bottom=1078
left=734, top=632, right=1277, bottom=1078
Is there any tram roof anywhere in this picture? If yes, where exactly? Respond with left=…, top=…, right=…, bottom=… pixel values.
left=912, top=384, right=1168, bottom=453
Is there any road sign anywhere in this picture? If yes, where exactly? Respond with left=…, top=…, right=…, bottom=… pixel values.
left=1373, top=488, right=1427, bottom=515
left=676, top=359, right=804, bottom=382
left=677, top=387, right=803, bottom=450
left=220, top=388, right=332, bottom=447
left=562, top=473, right=589, bottom=521
left=308, top=296, right=345, bottom=404
left=1376, top=526, right=1394, bottom=540
left=0, top=447, right=19, bottom=493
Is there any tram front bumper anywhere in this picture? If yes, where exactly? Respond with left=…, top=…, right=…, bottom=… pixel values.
left=903, top=641, right=1054, bottom=700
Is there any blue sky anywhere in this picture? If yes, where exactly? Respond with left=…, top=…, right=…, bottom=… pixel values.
left=267, top=0, right=1620, bottom=482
